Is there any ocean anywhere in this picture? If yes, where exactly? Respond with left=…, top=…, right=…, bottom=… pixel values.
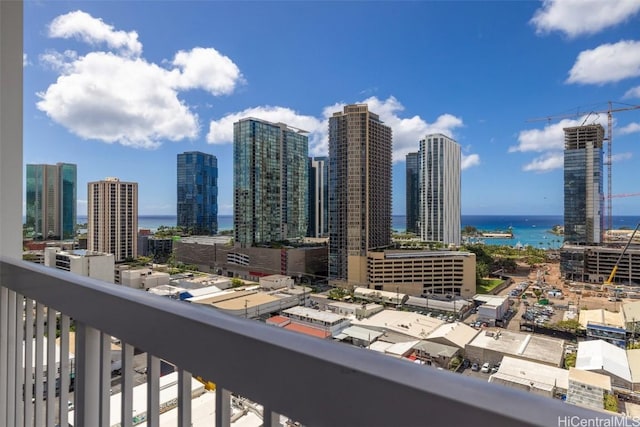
left=76, top=214, right=640, bottom=249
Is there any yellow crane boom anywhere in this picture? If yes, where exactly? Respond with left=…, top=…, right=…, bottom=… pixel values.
left=605, top=222, right=640, bottom=286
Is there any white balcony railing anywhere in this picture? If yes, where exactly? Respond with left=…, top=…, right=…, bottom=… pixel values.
left=0, top=256, right=607, bottom=427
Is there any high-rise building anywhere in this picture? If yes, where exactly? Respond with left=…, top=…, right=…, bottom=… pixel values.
left=177, top=151, right=218, bottom=235
left=328, top=104, right=392, bottom=287
left=563, top=124, right=605, bottom=245
left=233, top=118, right=308, bottom=247
left=25, top=162, right=77, bottom=240
left=87, top=177, right=138, bottom=262
left=405, top=152, right=419, bottom=235
left=418, top=134, right=461, bottom=246
left=308, top=156, right=328, bottom=238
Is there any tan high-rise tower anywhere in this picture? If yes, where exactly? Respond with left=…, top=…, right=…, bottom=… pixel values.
left=87, top=177, right=138, bottom=262
left=328, top=104, right=392, bottom=287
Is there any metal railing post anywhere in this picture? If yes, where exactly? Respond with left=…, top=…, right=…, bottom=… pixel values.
left=75, top=322, right=100, bottom=426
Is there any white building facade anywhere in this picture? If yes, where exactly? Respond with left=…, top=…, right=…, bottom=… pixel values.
left=44, top=247, right=115, bottom=283
left=418, top=134, right=461, bottom=246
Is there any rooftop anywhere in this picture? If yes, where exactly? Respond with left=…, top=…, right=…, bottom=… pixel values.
left=628, top=349, right=640, bottom=383
left=352, top=309, right=444, bottom=340
left=467, top=329, right=565, bottom=367
left=491, top=356, right=569, bottom=391
left=569, top=367, right=612, bottom=391
left=622, top=301, right=640, bottom=324
left=576, top=340, right=631, bottom=382
left=578, top=309, right=625, bottom=329
left=283, top=306, right=348, bottom=324
left=426, top=322, right=479, bottom=349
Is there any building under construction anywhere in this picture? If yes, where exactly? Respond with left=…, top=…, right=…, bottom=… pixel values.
left=561, top=244, right=640, bottom=286
left=563, top=124, right=605, bottom=245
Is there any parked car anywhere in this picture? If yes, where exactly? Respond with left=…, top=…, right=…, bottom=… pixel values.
left=481, top=362, right=491, bottom=373
left=471, top=363, right=480, bottom=372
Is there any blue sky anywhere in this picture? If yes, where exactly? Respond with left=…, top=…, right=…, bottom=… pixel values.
left=23, top=1, right=640, bottom=217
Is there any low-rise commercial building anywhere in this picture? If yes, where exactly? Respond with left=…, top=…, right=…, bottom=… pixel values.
left=566, top=368, right=612, bottom=411
left=578, top=309, right=626, bottom=348
left=187, top=285, right=312, bottom=319
left=281, top=306, right=351, bottom=336
left=425, top=322, right=478, bottom=349
left=334, top=325, right=384, bottom=347
left=489, top=356, right=569, bottom=398
left=259, top=274, right=294, bottom=289
left=622, top=301, right=640, bottom=334
left=465, top=329, right=565, bottom=367
left=44, top=247, right=114, bottom=283
left=472, top=295, right=510, bottom=326
left=351, top=310, right=444, bottom=341
left=353, top=287, right=408, bottom=306
left=411, top=341, right=460, bottom=368
left=576, top=340, right=632, bottom=391
left=366, top=250, right=476, bottom=298
left=405, top=295, right=473, bottom=317
left=118, top=267, right=170, bottom=290
left=326, top=301, right=384, bottom=319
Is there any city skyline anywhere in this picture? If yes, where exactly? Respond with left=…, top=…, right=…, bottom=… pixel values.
left=23, top=2, right=640, bottom=217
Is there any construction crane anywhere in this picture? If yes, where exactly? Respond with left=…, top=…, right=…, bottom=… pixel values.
left=527, top=101, right=640, bottom=237
left=602, top=222, right=640, bottom=292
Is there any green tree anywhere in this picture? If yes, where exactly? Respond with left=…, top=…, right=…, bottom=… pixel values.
left=231, top=278, right=243, bottom=287
left=564, top=353, right=576, bottom=369
left=328, top=288, right=347, bottom=300
left=604, top=393, right=618, bottom=412
left=553, top=319, right=581, bottom=333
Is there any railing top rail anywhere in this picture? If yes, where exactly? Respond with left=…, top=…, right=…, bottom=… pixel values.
left=1, top=257, right=604, bottom=426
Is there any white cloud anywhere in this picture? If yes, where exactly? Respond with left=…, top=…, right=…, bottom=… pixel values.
left=37, top=11, right=244, bottom=149
left=531, top=0, right=640, bottom=38
left=567, top=40, right=640, bottom=85
left=512, top=115, right=607, bottom=153
left=37, top=52, right=199, bottom=148
left=49, top=10, right=142, bottom=57
left=23, top=53, right=29, bottom=67
left=461, top=154, right=480, bottom=170
left=624, top=86, right=640, bottom=99
left=523, top=152, right=564, bottom=172
left=206, top=96, right=476, bottom=165
left=39, top=50, right=78, bottom=72
left=611, top=152, right=633, bottom=162
left=207, top=105, right=325, bottom=155
left=170, top=47, right=244, bottom=96
left=619, top=122, right=640, bottom=135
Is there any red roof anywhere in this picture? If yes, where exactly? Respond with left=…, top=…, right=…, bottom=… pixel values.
left=283, top=322, right=331, bottom=339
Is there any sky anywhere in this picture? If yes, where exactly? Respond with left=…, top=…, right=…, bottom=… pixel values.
left=23, top=0, right=640, bottom=217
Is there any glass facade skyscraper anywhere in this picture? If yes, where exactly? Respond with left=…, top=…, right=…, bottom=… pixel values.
left=328, top=104, right=392, bottom=287
left=177, top=151, right=218, bottom=235
left=233, top=118, right=308, bottom=247
left=563, top=124, right=604, bottom=245
left=25, top=162, right=77, bottom=240
left=418, top=134, right=461, bottom=246
left=405, top=152, right=419, bottom=235
left=308, top=156, right=328, bottom=238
